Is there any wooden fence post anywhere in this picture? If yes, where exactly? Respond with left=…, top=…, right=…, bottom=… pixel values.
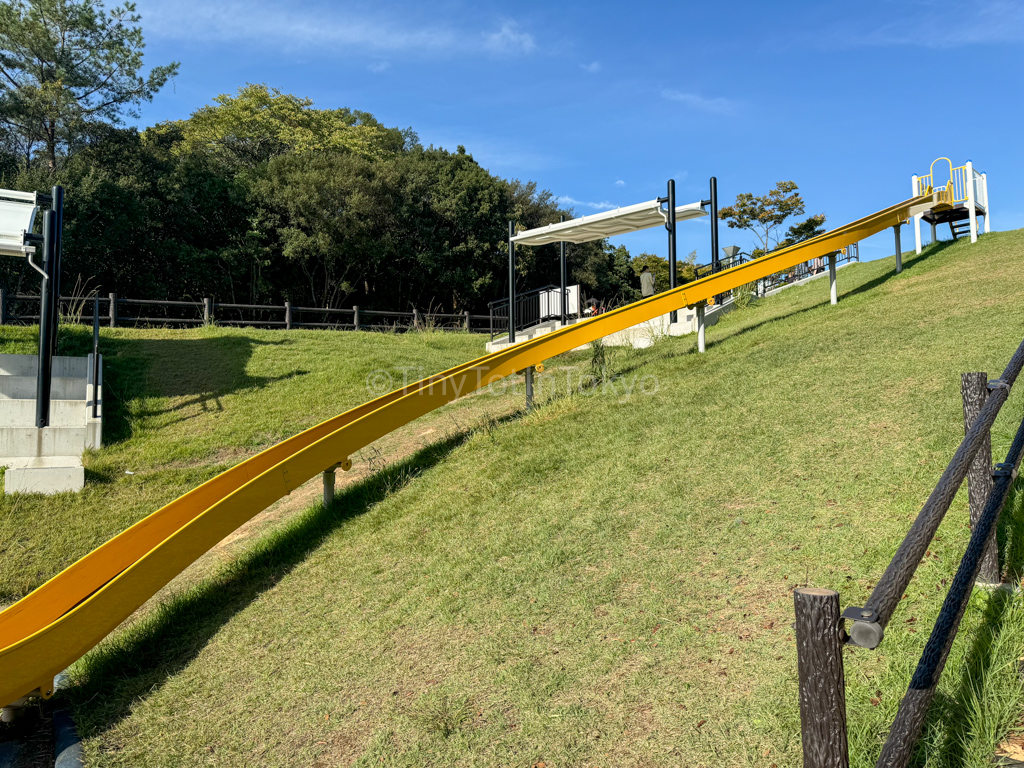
left=794, top=587, right=849, bottom=768
left=413, top=308, right=422, bottom=329
left=284, top=301, right=292, bottom=330
left=203, top=297, right=212, bottom=325
left=353, top=305, right=360, bottom=331
left=464, top=310, right=470, bottom=331
left=961, top=372, right=999, bottom=584
left=108, top=292, right=117, bottom=328
left=0, top=288, right=6, bottom=325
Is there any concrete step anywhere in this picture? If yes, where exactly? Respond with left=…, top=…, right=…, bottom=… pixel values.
left=0, top=398, right=99, bottom=427
left=3, top=455, right=84, bottom=494
left=0, top=375, right=88, bottom=400
left=0, top=354, right=90, bottom=378
left=0, top=426, right=91, bottom=458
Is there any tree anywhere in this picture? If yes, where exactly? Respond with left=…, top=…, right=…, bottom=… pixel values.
left=718, top=181, right=817, bottom=255
left=167, top=84, right=410, bottom=171
left=781, top=213, right=827, bottom=247
left=0, top=0, right=178, bottom=170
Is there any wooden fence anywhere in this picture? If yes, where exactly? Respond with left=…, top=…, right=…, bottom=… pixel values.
left=795, top=335, right=1024, bottom=768
left=0, top=291, right=492, bottom=334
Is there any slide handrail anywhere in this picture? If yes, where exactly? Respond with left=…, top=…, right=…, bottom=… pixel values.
left=0, top=190, right=938, bottom=707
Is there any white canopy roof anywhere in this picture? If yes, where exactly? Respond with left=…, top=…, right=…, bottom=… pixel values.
left=511, top=198, right=707, bottom=246
left=0, top=190, right=39, bottom=258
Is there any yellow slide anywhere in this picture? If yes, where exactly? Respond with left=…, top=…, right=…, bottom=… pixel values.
left=0, top=191, right=939, bottom=707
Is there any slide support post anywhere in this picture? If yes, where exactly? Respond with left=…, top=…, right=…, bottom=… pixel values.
left=912, top=175, right=922, bottom=254
left=696, top=304, right=706, bottom=353
left=829, top=252, right=838, bottom=306
left=894, top=225, right=903, bottom=274
left=323, top=466, right=336, bottom=507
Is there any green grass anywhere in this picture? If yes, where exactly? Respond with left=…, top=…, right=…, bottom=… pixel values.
left=8, top=232, right=1024, bottom=767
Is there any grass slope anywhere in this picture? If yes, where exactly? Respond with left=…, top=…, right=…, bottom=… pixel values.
left=8, top=233, right=1024, bottom=767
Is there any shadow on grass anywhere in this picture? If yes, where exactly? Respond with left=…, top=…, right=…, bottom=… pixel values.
left=97, top=334, right=306, bottom=446
left=61, top=429, right=478, bottom=738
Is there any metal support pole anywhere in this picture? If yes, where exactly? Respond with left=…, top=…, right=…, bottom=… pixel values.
left=92, top=298, right=100, bottom=420
left=35, top=209, right=57, bottom=428
left=794, top=588, right=849, bottom=768
left=696, top=304, right=706, bottom=353
left=894, top=225, right=903, bottom=274
left=508, top=221, right=516, bottom=343
left=710, top=176, right=723, bottom=305
left=961, top=372, right=999, bottom=584
left=559, top=214, right=568, bottom=326
left=829, top=252, right=838, bottom=306
left=323, top=467, right=336, bottom=506
left=525, top=366, right=535, bottom=412
left=666, top=179, right=677, bottom=323
left=353, top=305, right=360, bottom=331
left=109, top=292, right=117, bottom=328
left=48, top=186, right=63, bottom=357
left=284, top=301, right=292, bottom=330
left=930, top=221, right=937, bottom=245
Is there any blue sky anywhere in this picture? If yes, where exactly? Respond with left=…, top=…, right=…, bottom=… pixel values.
left=131, top=0, right=1023, bottom=267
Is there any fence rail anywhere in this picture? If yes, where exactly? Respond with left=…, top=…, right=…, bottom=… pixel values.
left=0, top=292, right=492, bottom=334
left=795, top=333, right=1024, bottom=768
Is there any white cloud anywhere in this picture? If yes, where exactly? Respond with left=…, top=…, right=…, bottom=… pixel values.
left=661, top=90, right=738, bottom=115
left=368, top=61, right=390, bottom=73
left=614, top=180, right=625, bottom=186
left=819, top=0, right=1024, bottom=49
left=136, top=1, right=538, bottom=58
left=556, top=195, right=618, bottom=212
left=580, top=61, right=601, bottom=74
left=484, top=20, right=536, bottom=54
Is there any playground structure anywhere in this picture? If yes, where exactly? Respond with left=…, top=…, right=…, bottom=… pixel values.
left=912, top=157, right=990, bottom=252
left=0, top=175, right=964, bottom=714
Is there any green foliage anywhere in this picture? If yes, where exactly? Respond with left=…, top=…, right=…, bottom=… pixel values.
left=0, top=0, right=178, bottom=169
left=164, top=83, right=408, bottom=170
left=718, top=181, right=820, bottom=255
left=781, top=213, right=827, bottom=247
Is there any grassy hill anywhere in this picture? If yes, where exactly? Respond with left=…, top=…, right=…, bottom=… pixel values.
left=5, top=232, right=1024, bottom=767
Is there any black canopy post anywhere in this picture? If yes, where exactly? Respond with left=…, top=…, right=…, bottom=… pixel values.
left=47, top=186, right=63, bottom=356
left=559, top=214, right=568, bottom=326
left=35, top=208, right=57, bottom=428
left=710, top=177, right=724, bottom=304
left=665, top=179, right=677, bottom=323
left=508, top=221, right=516, bottom=343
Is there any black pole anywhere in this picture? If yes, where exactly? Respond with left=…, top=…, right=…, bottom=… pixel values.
left=710, top=177, right=724, bottom=304
left=91, top=297, right=100, bottom=420
left=48, top=186, right=63, bottom=357
left=666, top=179, right=677, bottom=324
left=508, top=221, right=516, bottom=343
left=35, top=209, right=56, bottom=428
left=559, top=214, right=567, bottom=326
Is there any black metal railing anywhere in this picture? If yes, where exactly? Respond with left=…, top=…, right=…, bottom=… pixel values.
left=0, top=292, right=492, bottom=334
left=794, top=333, right=1024, bottom=768
left=488, top=284, right=578, bottom=341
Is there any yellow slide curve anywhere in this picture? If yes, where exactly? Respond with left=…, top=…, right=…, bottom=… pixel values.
left=0, top=191, right=940, bottom=707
